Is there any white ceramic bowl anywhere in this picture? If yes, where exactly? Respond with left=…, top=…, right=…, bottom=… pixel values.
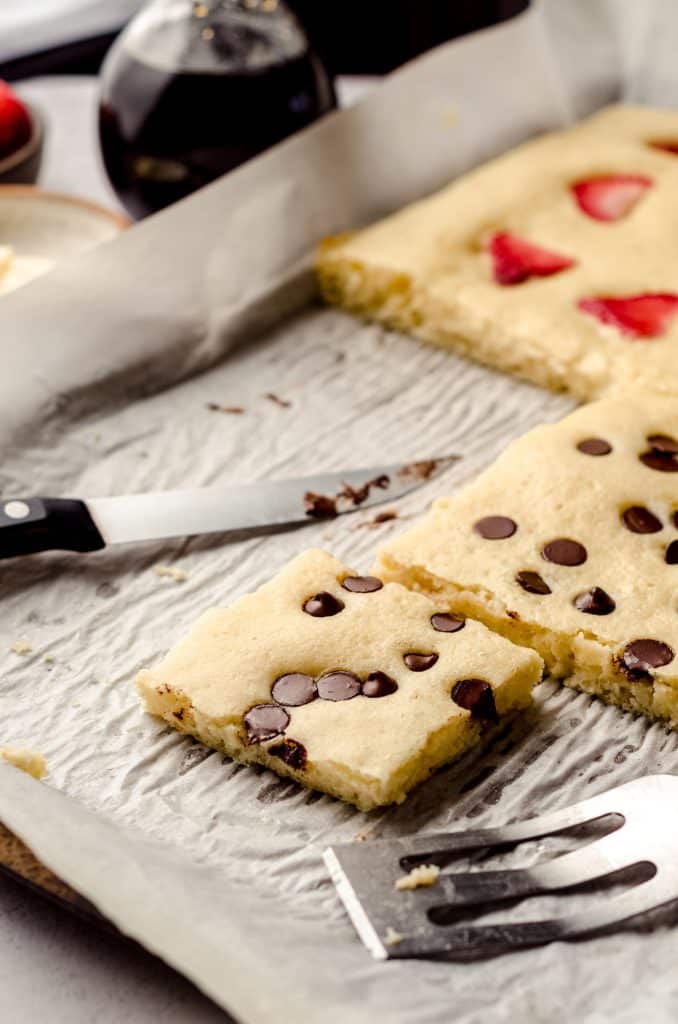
left=0, top=185, right=129, bottom=296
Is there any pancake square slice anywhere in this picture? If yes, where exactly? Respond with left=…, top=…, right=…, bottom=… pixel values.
left=375, top=395, right=678, bottom=727
left=317, top=105, right=678, bottom=400
left=137, top=550, right=542, bottom=811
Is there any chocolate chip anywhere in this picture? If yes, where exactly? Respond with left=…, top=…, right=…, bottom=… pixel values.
left=647, top=433, right=678, bottom=453
left=666, top=540, right=678, bottom=564
left=577, top=438, right=612, bottom=456
left=451, top=679, right=498, bottom=722
left=516, top=570, right=551, bottom=595
left=271, top=673, right=317, bottom=706
left=622, top=639, right=674, bottom=676
left=639, top=450, right=678, bottom=472
left=268, top=738, right=307, bottom=770
left=341, top=575, right=383, bottom=593
left=473, top=515, right=517, bottom=540
left=573, top=587, right=616, bottom=615
left=622, top=506, right=663, bottom=534
left=541, top=538, right=587, bottom=566
left=244, top=704, right=290, bottom=743
left=673, top=511, right=678, bottom=528
left=303, top=592, right=344, bottom=617
left=362, top=671, right=398, bottom=697
left=403, top=652, right=439, bottom=671
left=316, top=670, right=361, bottom=701
left=640, top=435, right=678, bottom=472
left=431, top=612, right=466, bottom=633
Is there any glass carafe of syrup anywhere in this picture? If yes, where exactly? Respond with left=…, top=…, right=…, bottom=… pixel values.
left=99, top=0, right=336, bottom=219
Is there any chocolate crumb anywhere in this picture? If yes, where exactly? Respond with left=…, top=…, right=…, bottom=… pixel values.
left=373, top=510, right=397, bottom=523
left=265, top=392, right=291, bottom=409
left=207, top=402, right=245, bottom=414
left=356, top=509, right=399, bottom=530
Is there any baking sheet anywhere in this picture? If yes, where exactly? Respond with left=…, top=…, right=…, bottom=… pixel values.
left=3, top=2, right=678, bottom=1021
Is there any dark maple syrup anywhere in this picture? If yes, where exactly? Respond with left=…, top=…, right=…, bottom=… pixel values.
left=99, top=1, right=335, bottom=218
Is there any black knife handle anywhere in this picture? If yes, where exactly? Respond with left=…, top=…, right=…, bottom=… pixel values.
left=0, top=498, right=105, bottom=559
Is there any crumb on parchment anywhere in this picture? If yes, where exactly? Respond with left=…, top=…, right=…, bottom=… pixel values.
left=1, top=746, right=47, bottom=780
left=384, top=927, right=404, bottom=946
left=395, top=864, right=440, bottom=891
left=207, top=402, right=245, bottom=414
left=10, top=640, right=32, bottom=656
left=264, top=392, right=291, bottom=408
left=153, top=564, right=187, bottom=583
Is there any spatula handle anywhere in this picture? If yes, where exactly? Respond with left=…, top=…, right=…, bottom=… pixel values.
left=0, top=497, right=105, bottom=559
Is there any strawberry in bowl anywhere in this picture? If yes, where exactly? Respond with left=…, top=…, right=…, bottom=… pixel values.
left=0, top=81, right=42, bottom=185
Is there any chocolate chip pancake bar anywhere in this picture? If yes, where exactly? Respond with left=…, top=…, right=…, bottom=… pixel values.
left=137, top=550, right=541, bottom=811
left=376, top=396, right=678, bottom=726
left=317, top=105, right=678, bottom=400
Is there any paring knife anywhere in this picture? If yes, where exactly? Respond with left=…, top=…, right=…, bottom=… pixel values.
left=0, top=456, right=457, bottom=560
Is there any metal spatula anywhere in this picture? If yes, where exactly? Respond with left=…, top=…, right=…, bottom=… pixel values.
left=324, top=774, right=678, bottom=960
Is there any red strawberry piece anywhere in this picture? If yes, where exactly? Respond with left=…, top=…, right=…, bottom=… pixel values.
left=572, top=174, right=652, bottom=222
left=578, top=293, right=678, bottom=339
left=0, top=80, right=32, bottom=159
left=489, top=232, right=575, bottom=286
left=649, top=140, right=678, bottom=155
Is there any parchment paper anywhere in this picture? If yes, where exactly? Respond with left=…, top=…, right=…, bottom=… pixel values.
left=3, top=2, right=678, bottom=1021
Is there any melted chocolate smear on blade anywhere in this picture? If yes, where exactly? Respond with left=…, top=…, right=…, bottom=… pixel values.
left=341, top=575, right=383, bottom=593
left=516, top=570, right=551, bottom=595
left=622, top=506, right=663, bottom=533
left=573, top=587, right=616, bottom=615
left=316, top=670, right=361, bottom=701
left=362, top=671, right=398, bottom=697
left=622, top=638, right=674, bottom=677
left=272, top=673, right=317, bottom=706
left=337, top=475, right=390, bottom=508
left=244, top=704, right=290, bottom=743
left=304, top=492, right=338, bottom=519
left=403, top=652, right=439, bottom=671
left=577, top=438, right=612, bottom=456
left=542, top=538, right=587, bottom=566
left=474, top=515, right=517, bottom=540
left=268, top=738, right=307, bottom=770
left=303, top=592, right=344, bottom=617
left=430, top=612, right=465, bottom=633
left=451, top=679, right=498, bottom=722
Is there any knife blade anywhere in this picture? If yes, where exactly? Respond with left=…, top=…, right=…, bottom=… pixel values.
left=0, top=456, right=457, bottom=559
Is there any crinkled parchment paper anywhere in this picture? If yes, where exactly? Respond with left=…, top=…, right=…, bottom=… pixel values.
left=3, top=2, right=678, bottom=1021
